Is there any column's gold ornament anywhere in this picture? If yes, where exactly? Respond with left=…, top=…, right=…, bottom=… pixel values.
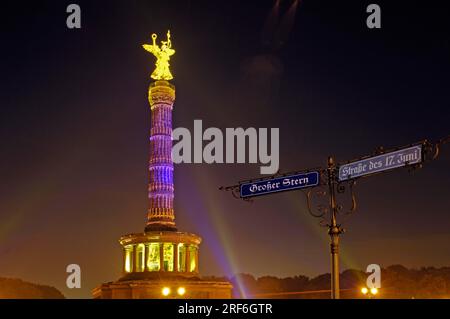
left=143, top=30, right=175, bottom=80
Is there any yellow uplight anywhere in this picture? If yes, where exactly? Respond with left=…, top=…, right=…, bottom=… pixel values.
left=361, top=287, right=369, bottom=295
left=177, top=287, right=186, bottom=296
left=162, top=287, right=171, bottom=296
left=370, top=287, right=378, bottom=295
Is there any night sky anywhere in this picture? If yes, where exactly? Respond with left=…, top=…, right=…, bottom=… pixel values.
left=1, top=0, right=449, bottom=298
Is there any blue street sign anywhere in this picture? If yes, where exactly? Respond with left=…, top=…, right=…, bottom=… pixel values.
left=338, top=144, right=423, bottom=182
left=240, top=171, right=320, bottom=198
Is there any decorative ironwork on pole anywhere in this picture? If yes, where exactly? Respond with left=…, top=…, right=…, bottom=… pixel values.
left=301, top=157, right=356, bottom=299
left=422, top=135, right=450, bottom=162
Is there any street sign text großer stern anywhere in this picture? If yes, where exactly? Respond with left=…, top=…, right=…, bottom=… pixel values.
left=240, top=171, right=320, bottom=198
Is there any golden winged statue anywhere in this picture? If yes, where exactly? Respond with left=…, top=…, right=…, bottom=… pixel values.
left=143, top=30, right=175, bottom=80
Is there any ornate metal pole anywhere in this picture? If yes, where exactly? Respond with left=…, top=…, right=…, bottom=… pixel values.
left=327, top=156, right=344, bottom=299
left=304, top=159, right=355, bottom=299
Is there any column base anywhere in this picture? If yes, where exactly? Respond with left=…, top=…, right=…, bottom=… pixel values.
left=93, top=277, right=233, bottom=299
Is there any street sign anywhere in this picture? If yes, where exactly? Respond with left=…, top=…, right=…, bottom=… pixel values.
left=240, top=171, right=320, bottom=198
left=338, top=144, right=423, bottom=182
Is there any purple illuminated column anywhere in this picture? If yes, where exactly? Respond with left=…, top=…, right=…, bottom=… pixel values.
left=145, top=80, right=177, bottom=232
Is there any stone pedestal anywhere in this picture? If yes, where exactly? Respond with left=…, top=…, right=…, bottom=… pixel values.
left=93, top=278, right=232, bottom=299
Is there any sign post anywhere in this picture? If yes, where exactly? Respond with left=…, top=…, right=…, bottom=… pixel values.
left=220, top=137, right=447, bottom=299
left=326, top=156, right=344, bottom=300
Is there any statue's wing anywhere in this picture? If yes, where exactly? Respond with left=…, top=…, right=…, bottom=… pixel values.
left=143, top=44, right=158, bottom=54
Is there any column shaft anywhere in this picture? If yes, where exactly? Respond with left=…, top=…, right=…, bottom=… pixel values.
left=173, top=243, right=178, bottom=272
left=185, top=245, right=190, bottom=273
left=123, top=248, right=127, bottom=274
left=144, top=244, right=150, bottom=271
left=194, top=247, right=199, bottom=273
left=132, top=246, right=136, bottom=272
left=160, top=243, right=165, bottom=271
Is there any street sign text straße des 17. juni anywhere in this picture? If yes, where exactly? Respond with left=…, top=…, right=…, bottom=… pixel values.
left=338, top=145, right=423, bottom=182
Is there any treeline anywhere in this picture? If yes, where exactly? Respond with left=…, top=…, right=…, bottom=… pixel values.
left=206, top=265, right=450, bottom=299
left=0, top=277, right=65, bottom=299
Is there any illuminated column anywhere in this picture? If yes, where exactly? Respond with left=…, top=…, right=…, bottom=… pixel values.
left=159, top=243, right=165, bottom=272
left=132, top=246, right=137, bottom=272
left=144, top=244, right=150, bottom=271
left=124, top=246, right=133, bottom=273
left=173, top=243, right=178, bottom=272
left=122, top=248, right=127, bottom=274
left=135, top=245, right=142, bottom=272
left=146, top=81, right=177, bottom=232
left=185, top=245, right=190, bottom=273
left=194, top=247, right=199, bottom=273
